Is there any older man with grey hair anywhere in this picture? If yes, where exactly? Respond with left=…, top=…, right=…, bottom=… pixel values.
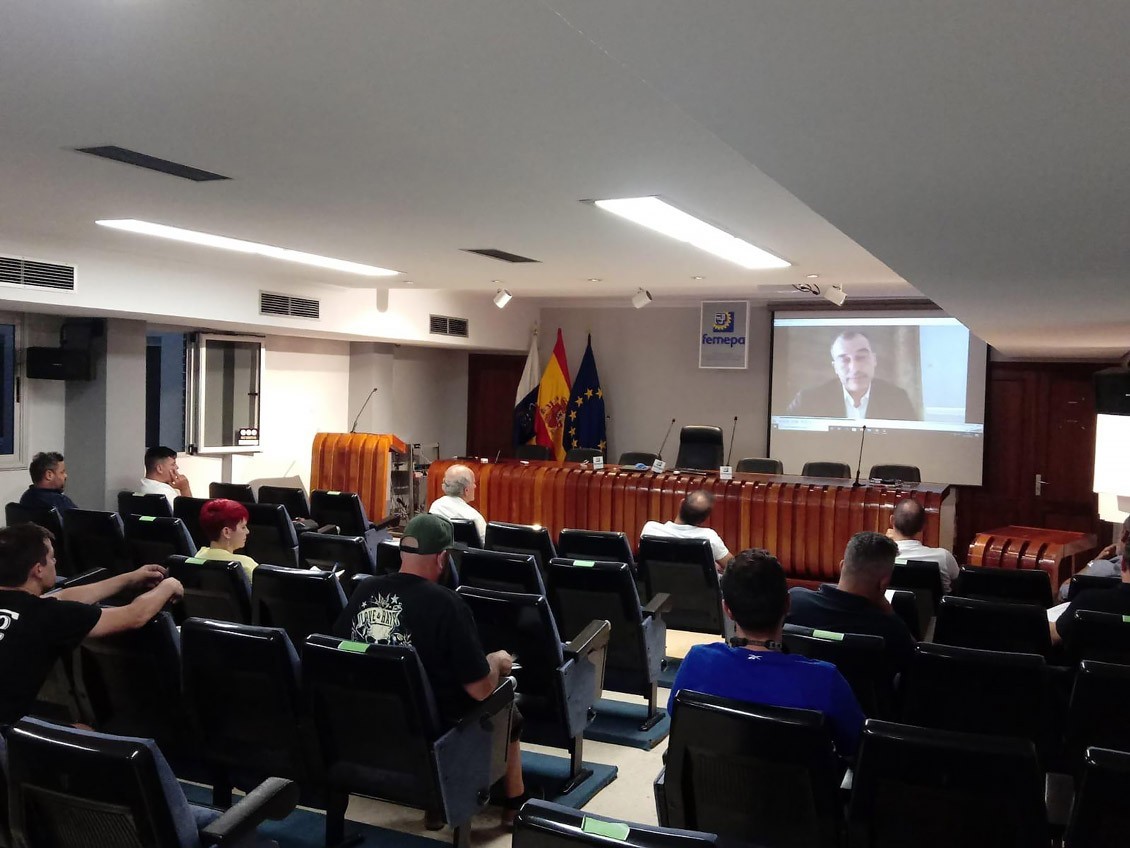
left=428, top=463, right=487, bottom=545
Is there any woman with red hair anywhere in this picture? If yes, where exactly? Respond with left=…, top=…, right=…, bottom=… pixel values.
left=196, top=498, right=256, bottom=579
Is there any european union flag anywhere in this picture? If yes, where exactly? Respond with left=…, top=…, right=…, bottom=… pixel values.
left=566, top=335, right=606, bottom=454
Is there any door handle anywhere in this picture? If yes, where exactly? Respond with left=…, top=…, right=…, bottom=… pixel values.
left=1035, top=474, right=1049, bottom=496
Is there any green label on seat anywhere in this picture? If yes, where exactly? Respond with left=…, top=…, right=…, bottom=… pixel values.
left=186, top=557, right=206, bottom=565
left=573, top=560, right=596, bottom=568
left=812, top=629, right=845, bottom=642
left=581, top=818, right=630, bottom=841
left=1123, top=616, right=1130, bottom=624
left=140, top=515, right=157, bottom=522
left=337, top=640, right=369, bottom=653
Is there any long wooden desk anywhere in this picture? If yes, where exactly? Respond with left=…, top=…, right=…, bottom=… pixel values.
left=427, top=459, right=953, bottom=585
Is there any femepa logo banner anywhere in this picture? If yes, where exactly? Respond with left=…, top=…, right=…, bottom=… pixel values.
left=699, top=300, right=749, bottom=369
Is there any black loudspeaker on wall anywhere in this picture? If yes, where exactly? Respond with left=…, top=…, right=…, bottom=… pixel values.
left=1094, top=368, right=1130, bottom=416
left=26, top=347, right=93, bottom=381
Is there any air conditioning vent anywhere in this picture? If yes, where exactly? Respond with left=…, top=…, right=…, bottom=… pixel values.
left=429, top=315, right=470, bottom=338
left=75, top=146, right=230, bottom=182
left=259, top=291, right=320, bottom=319
left=461, top=248, right=540, bottom=264
left=0, top=256, right=76, bottom=290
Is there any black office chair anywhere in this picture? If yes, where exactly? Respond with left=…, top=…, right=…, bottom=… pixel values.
left=956, top=565, right=1053, bottom=608
left=486, top=521, right=557, bottom=577
left=457, top=586, right=610, bottom=793
left=208, top=482, right=256, bottom=502
left=303, top=636, right=515, bottom=848
left=5, top=717, right=297, bottom=848
left=637, top=537, right=726, bottom=636
left=548, top=559, right=672, bottom=730
left=117, top=490, right=173, bottom=518
left=801, top=461, right=852, bottom=479
left=735, top=457, right=784, bottom=474
left=1065, top=747, right=1130, bottom=848
left=558, top=528, right=635, bottom=569
left=1065, top=610, right=1130, bottom=665
left=449, top=517, right=483, bottom=548
left=655, top=690, right=843, bottom=848
left=172, top=495, right=211, bottom=549
left=298, top=532, right=376, bottom=580
left=1064, top=661, right=1130, bottom=778
left=565, top=447, right=603, bottom=463
left=62, top=509, right=132, bottom=575
left=618, top=451, right=658, bottom=467
left=5, top=502, right=70, bottom=576
left=673, top=425, right=724, bottom=472
left=781, top=624, right=896, bottom=718
left=241, top=502, right=300, bottom=568
left=251, top=564, right=347, bottom=653
left=122, top=514, right=196, bottom=568
left=933, top=594, right=1052, bottom=656
left=847, top=720, right=1048, bottom=848
left=459, top=548, right=545, bottom=595
left=516, top=444, right=552, bottom=461
left=868, top=464, right=921, bottom=483
left=1067, top=573, right=1121, bottom=601
left=515, top=799, right=718, bottom=848
left=167, top=555, right=253, bottom=625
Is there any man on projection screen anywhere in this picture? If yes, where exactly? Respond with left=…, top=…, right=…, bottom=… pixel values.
left=786, top=330, right=920, bottom=420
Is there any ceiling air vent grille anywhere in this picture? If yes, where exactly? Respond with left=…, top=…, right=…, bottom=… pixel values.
left=0, top=256, right=76, bottom=290
left=429, top=315, right=470, bottom=338
left=259, top=291, right=320, bottom=319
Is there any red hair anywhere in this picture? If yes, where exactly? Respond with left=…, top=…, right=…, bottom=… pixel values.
left=199, top=499, right=249, bottom=542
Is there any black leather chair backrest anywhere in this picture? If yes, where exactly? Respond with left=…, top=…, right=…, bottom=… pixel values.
left=663, top=690, right=843, bottom=848
left=674, top=425, right=724, bottom=472
left=1066, top=661, right=1130, bottom=776
left=259, top=485, right=313, bottom=520
left=781, top=624, right=895, bottom=718
left=449, top=517, right=483, bottom=548
left=868, top=464, right=921, bottom=483
left=515, top=799, right=719, bottom=848
left=310, top=490, right=370, bottom=536
left=888, top=588, right=923, bottom=640
left=933, top=594, right=1052, bottom=656
left=172, top=496, right=211, bottom=549
left=1065, top=747, right=1130, bottom=848
left=62, top=509, right=131, bottom=575
left=117, top=491, right=173, bottom=518
left=848, top=719, right=1048, bottom=848
left=240, top=502, right=299, bottom=568
left=565, top=448, right=603, bottom=463
left=735, top=457, right=784, bottom=474
left=956, top=565, right=1053, bottom=608
left=167, top=555, right=252, bottom=624
left=208, top=482, right=256, bottom=502
left=485, top=521, right=557, bottom=575
left=637, top=536, right=723, bottom=635
left=376, top=539, right=402, bottom=575
left=299, top=532, right=375, bottom=580
left=459, top=547, right=545, bottom=595
left=5, top=503, right=70, bottom=576
left=558, top=529, right=635, bottom=567
left=1067, top=574, right=1121, bottom=601
left=618, top=451, right=657, bottom=467
left=123, top=514, right=196, bottom=567
left=516, top=444, right=552, bottom=461
left=890, top=560, right=944, bottom=614
left=801, top=461, right=852, bottom=479
left=251, top=565, right=347, bottom=652
left=1066, top=610, right=1130, bottom=665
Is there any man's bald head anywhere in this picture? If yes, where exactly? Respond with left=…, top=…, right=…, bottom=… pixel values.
left=441, top=464, right=476, bottom=498
left=892, top=499, right=927, bottom=539
left=678, top=490, right=715, bottom=526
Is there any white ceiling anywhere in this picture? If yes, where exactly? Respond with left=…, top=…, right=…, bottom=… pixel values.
left=0, top=1, right=1126, bottom=356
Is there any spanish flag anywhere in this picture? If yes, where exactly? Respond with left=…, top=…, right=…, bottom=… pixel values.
left=535, top=329, right=572, bottom=461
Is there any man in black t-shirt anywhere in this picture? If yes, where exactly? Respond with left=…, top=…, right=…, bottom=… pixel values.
left=0, top=523, right=184, bottom=726
left=335, top=513, right=525, bottom=825
left=1052, top=549, right=1130, bottom=645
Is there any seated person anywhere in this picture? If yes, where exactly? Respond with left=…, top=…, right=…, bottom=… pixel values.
left=1058, top=515, right=1129, bottom=601
left=136, top=445, right=192, bottom=508
left=195, top=499, right=257, bottom=580
left=787, top=531, right=916, bottom=674
left=888, top=498, right=960, bottom=593
left=0, top=523, right=183, bottom=726
left=334, top=513, right=525, bottom=825
left=429, top=464, right=487, bottom=545
left=18, top=451, right=77, bottom=512
left=668, top=548, right=864, bottom=757
left=641, top=489, right=733, bottom=572
left=1051, top=546, right=1130, bottom=645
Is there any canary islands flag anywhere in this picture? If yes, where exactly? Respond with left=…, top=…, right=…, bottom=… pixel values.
left=512, top=333, right=540, bottom=448
left=566, top=335, right=606, bottom=455
left=535, top=329, right=572, bottom=461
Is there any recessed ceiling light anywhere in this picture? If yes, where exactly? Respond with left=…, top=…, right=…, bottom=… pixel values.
left=590, top=196, right=790, bottom=270
left=403, top=280, right=415, bottom=285
left=95, top=219, right=399, bottom=277
left=806, top=273, right=820, bottom=279
left=692, top=275, right=705, bottom=281
left=587, top=278, right=602, bottom=283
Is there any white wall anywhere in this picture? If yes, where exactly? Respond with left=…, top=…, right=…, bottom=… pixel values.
left=539, top=304, right=773, bottom=463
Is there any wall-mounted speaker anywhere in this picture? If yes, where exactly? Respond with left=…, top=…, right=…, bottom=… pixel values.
left=1094, top=368, right=1130, bottom=416
left=26, top=347, right=93, bottom=381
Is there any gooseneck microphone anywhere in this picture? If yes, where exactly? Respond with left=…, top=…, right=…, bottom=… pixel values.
left=725, top=416, right=739, bottom=467
left=852, top=425, right=868, bottom=488
left=349, top=387, right=378, bottom=434
left=656, top=418, right=676, bottom=461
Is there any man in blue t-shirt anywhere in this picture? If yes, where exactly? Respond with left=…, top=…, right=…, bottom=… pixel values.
left=668, top=548, right=865, bottom=757
left=18, top=452, right=77, bottom=513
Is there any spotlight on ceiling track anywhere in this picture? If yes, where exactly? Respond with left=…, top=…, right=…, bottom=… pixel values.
left=493, top=289, right=513, bottom=309
left=632, top=288, right=653, bottom=309
left=791, top=282, right=846, bottom=307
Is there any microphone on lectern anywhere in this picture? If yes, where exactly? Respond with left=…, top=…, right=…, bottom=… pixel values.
left=725, top=416, right=739, bottom=467
left=349, top=387, right=378, bottom=434
left=852, top=425, right=868, bottom=488
left=656, top=418, right=676, bottom=460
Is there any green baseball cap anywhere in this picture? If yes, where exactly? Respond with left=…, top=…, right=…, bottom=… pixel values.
left=400, top=513, right=454, bottom=555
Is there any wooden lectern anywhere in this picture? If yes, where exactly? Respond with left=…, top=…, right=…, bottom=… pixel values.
left=967, top=525, right=1098, bottom=589
left=310, top=432, right=410, bottom=522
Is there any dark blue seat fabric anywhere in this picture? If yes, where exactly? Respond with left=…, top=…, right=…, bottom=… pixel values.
left=118, top=490, right=173, bottom=518
left=241, top=503, right=300, bottom=568
left=637, top=537, right=726, bottom=636
left=173, top=496, right=212, bottom=549
left=557, top=529, right=635, bottom=569
left=485, top=521, right=557, bottom=578
left=63, top=509, right=132, bottom=575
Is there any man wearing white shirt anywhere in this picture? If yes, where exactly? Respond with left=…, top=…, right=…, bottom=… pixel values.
left=888, top=498, right=959, bottom=592
left=428, top=464, right=487, bottom=545
left=641, top=490, right=733, bottom=573
left=136, top=445, right=193, bottom=508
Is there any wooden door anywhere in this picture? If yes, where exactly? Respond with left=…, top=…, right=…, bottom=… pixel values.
left=466, top=353, right=527, bottom=460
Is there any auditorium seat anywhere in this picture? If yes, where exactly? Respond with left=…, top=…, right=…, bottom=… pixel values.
left=172, top=495, right=210, bottom=549
left=801, top=461, right=852, bottom=479
left=63, top=509, right=131, bottom=575
left=558, top=528, right=635, bottom=569
left=259, top=484, right=315, bottom=520
left=735, top=457, right=784, bottom=474
left=1067, top=573, right=1120, bottom=600
left=460, top=548, right=545, bottom=595
left=309, top=489, right=380, bottom=537
left=673, top=425, right=724, bottom=472
left=656, top=690, right=843, bottom=848
left=122, top=514, right=196, bottom=568
left=956, top=565, right=1053, bottom=608
left=457, top=585, right=610, bottom=793
left=637, top=537, right=727, bottom=636
left=547, top=559, right=672, bottom=730
left=298, top=532, right=376, bottom=580
left=240, top=502, right=300, bottom=568
left=167, top=555, right=253, bottom=625
left=781, top=624, right=895, bottom=718
left=1064, top=747, right=1130, bottom=848
left=1064, top=610, right=1130, bottom=665
left=485, top=521, right=557, bottom=576
left=1065, top=661, right=1130, bottom=778
left=847, top=720, right=1048, bottom=848
left=449, top=517, right=483, bottom=548
left=251, top=565, right=347, bottom=652
left=5, top=716, right=297, bottom=848
left=303, top=635, right=515, bottom=847
left=565, top=447, right=603, bottom=463
left=5, top=502, right=70, bottom=576
left=376, top=538, right=402, bottom=574
left=208, top=481, right=256, bottom=502
left=516, top=799, right=718, bottom=848
left=618, top=451, right=658, bottom=467
left=933, top=595, right=1052, bottom=656
left=516, top=444, right=552, bottom=461
left=868, top=463, right=921, bottom=483
left=888, top=588, right=923, bottom=640
left=116, top=490, right=172, bottom=518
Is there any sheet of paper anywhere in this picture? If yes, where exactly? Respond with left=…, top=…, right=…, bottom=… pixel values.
left=1047, top=601, right=1070, bottom=623
left=884, top=589, right=895, bottom=602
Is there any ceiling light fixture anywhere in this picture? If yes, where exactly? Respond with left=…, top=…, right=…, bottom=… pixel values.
left=95, top=219, right=399, bottom=277
left=692, top=275, right=705, bottom=281
left=587, top=278, right=602, bottom=283
left=493, top=289, right=513, bottom=309
left=591, top=196, right=790, bottom=270
left=806, top=273, right=820, bottom=279
left=632, top=288, right=653, bottom=309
